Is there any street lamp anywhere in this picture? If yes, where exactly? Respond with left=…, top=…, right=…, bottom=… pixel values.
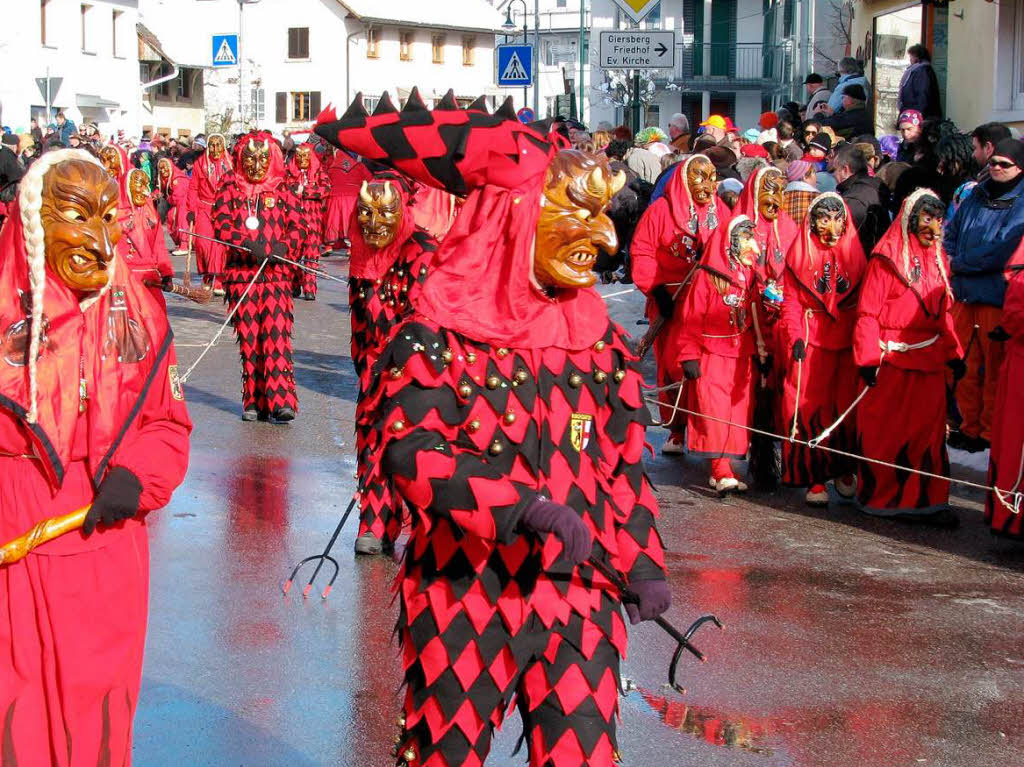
left=503, top=0, right=528, bottom=110
left=238, top=0, right=261, bottom=129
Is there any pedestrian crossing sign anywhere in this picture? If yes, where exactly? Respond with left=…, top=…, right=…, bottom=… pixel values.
left=212, top=34, right=239, bottom=67
left=497, top=45, right=533, bottom=87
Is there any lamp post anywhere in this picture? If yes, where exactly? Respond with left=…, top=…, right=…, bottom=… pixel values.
left=502, top=0, right=528, bottom=110
left=238, top=0, right=261, bottom=130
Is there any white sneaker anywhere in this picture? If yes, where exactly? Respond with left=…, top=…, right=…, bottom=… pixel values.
left=834, top=475, right=857, bottom=500
left=711, top=476, right=746, bottom=494
left=805, top=484, right=829, bottom=506
left=662, top=437, right=686, bottom=455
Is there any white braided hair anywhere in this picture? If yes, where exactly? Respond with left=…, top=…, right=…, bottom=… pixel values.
left=18, top=148, right=108, bottom=423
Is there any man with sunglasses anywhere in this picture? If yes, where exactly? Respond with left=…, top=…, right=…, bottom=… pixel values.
left=944, top=138, right=1024, bottom=452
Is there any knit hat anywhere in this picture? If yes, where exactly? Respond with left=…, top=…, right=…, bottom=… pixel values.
left=991, top=138, right=1024, bottom=169
left=740, top=143, right=770, bottom=159
left=786, top=160, right=812, bottom=182
left=897, top=109, right=923, bottom=127
left=718, top=178, right=743, bottom=195
left=757, top=128, right=778, bottom=145
left=808, top=134, right=832, bottom=154
left=1, top=133, right=19, bottom=147
left=843, top=84, right=867, bottom=102
left=879, top=134, right=900, bottom=159
left=759, top=112, right=779, bottom=130
left=742, top=128, right=761, bottom=143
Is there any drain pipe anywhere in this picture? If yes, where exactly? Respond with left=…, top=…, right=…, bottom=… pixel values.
left=345, top=22, right=365, bottom=105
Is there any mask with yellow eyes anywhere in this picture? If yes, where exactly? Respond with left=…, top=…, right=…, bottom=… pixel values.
left=534, top=150, right=623, bottom=291
left=686, top=157, right=717, bottom=205
left=128, top=169, right=150, bottom=207
left=241, top=137, right=271, bottom=183
left=357, top=180, right=403, bottom=249
left=40, top=160, right=122, bottom=293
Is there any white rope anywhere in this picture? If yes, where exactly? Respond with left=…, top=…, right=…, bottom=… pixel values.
left=179, top=258, right=269, bottom=384
left=789, top=309, right=810, bottom=441
left=647, top=382, right=1024, bottom=513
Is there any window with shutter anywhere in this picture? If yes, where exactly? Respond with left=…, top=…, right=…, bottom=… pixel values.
left=276, top=92, right=287, bottom=123
left=310, top=91, right=321, bottom=117
left=288, top=27, right=309, bottom=59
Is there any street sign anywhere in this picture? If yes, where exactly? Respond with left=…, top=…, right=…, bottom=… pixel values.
left=599, top=31, right=675, bottom=70
left=212, top=34, right=239, bottom=67
left=517, top=107, right=535, bottom=124
left=35, top=77, right=63, bottom=102
left=497, top=44, right=533, bottom=87
left=609, top=0, right=663, bottom=24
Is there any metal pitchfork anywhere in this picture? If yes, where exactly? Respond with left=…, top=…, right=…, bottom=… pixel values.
left=282, top=492, right=359, bottom=600
left=588, top=556, right=723, bottom=694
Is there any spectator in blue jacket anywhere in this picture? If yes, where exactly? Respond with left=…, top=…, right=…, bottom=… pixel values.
left=825, top=58, right=869, bottom=115
left=51, top=111, right=77, bottom=146
left=944, top=137, right=1024, bottom=451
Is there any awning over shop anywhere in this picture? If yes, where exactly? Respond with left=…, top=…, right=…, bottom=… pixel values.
left=76, top=94, right=120, bottom=109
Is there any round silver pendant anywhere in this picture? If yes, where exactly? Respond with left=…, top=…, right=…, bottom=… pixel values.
left=244, top=215, right=259, bottom=230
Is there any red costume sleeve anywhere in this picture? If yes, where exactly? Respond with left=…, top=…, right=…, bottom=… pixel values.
left=109, top=341, right=192, bottom=512
left=171, top=177, right=190, bottom=238
left=151, top=218, right=173, bottom=278
left=852, top=258, right=891, bottom=368
left=630, top=201, right=667, bottom=295
left=779, top=272, right=805, bottom=352
left=672, top=269, right=712, bottom=366
left=186, top=171, right=200, bottom=217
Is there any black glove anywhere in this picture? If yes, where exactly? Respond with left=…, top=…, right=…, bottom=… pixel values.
left=623, top=578, right=672, bottom=625
left=989, top=326, right=1010, bottom=342
left=682, top=359, right=701, bottom=380
left=83, top=467, right=143, bottom=536
left=650, top=285, right=675, bottom=320
left=161, top=274, right=174, bottom=290
left=947, top=358, right=967, bottom=382
left=519, top=495, right=593, bottom=566
left=754, top=354, right=774, bottom=375
left=186, top=211, right=195, bottom=225
left=792, top=338, right=806, bottom=362
left=859, top=365, right=878, bottom=388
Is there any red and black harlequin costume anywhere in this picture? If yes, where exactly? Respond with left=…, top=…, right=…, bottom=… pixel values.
left=285, top=146, right=330, bottom=299
left=631, top=155, right=728, bottom=440
left=667, top=216, right=759, bottom=483
left=316, top=88, right=668, bottom=767
left=347, top=165, right=439, bottom=548
left=117, top=173, right=174, bottom=304
left=0, top=150, right=192, bottom=765
left=985, top=241, right=1024, bottom=536
left=324, top=148, right=373, bottom=248
left=779, top=193, right=866, bottom=488
left=212, top=131, right=308, bottom=419
left=853, top=189, right=962, bottom=517
left=187, top=134, right=233, bottom=286
left=157, top=158, right=190, bottom=249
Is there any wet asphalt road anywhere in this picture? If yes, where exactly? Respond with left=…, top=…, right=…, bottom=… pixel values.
left=135, top=259, right=1024, bottom=766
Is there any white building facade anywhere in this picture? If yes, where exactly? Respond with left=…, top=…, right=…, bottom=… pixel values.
left=137, top=0, right=504, bottom=138
left=0, top=0, right=140, bottom=134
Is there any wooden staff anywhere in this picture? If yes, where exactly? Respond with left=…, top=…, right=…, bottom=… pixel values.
left=0, top=506, right=90, bottom=566
left=144, top=279, right=213, bottom=304
left=635, top=267, right=700, bottom=361
left=183, top=223, right=195, bottom=287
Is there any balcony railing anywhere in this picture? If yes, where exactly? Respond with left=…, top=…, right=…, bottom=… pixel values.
left=660, top=43, right=792, bottom=91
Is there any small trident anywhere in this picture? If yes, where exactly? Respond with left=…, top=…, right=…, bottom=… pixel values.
left=588, top=556, right=724, bottom=694
left=282, top=492, right=359, bottom=600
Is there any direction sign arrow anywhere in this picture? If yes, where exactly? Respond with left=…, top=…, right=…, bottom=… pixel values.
left=654, top=42, right=668, bottom=57
left=598, top=31, right=676, bottom=70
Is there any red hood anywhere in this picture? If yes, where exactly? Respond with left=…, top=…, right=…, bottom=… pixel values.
left=699, top=215, right=758, bottom=290
left=871, top=188, right=952, bottom=316
left=0, top=151, right=173, bottom=486
left=663, top=155, right=729, bottom=236
left=734, top=165, right=799, bottom=280
left=315, top=88, right=609, bottom=351
left=157, top=157, right=187, bottom=194
left=231, top=130, right=287, bottom=197
left=285, top=146, right=322, bottom=179
left=193, top=134, right=234, bottom=185
left=784, top=192, right=866, bottom=319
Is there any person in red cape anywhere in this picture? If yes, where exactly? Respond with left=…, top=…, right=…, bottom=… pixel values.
left=985, top=240, right=1024, bottom=536
left=119, top=168, right=174, bottom=303
left=348, top=167, right=439, bottom=556
left=98, top=143, right=131, bottom=211
left=323, top=147, right=372, bottom=251
left=631, top=154, right=728, bottom=453
left=669, top=215, right=763, bottom=493
left=212, top=131, right=309, bottom=422
left=0, top=150, right=191, bottom=765
left=408, top=183, right=459, bottom=242
left=779, top=192, right=866, bottom=505
left=733, top=166, right=800, bottom=289
left=187, top=133, right=233, bottom=294
left=853, top=189, right=964, bottom=526
left=317, top=87, right=670, bottom=767
left=285, top=142, right=330, bottom=301
left=156, top=156, right=190, bottom=250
